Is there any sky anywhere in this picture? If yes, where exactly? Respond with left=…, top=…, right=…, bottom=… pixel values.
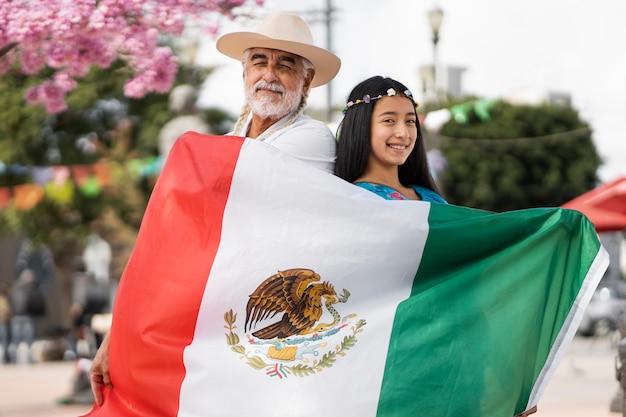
left=197, top=0, right=626, bottom=183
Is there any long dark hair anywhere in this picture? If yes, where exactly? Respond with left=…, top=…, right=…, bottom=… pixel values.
left=335, top=76, right=441, bottom=194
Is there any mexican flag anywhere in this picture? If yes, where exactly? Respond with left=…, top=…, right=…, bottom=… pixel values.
left=85, top=133, right=608, bottom=417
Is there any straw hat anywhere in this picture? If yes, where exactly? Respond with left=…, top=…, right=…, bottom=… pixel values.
left=216, top=12, right=341, bottom=88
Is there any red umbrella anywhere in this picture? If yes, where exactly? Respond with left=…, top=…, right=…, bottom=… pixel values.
left=561, top=176, right=626, bottom=232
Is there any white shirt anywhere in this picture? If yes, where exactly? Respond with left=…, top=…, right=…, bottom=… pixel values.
left=83, top=233, right=112, bottom=285
left=231, top=112, right=336, bottom=174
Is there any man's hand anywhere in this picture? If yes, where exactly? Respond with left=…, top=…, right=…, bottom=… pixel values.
left=515, top=405, right=538, bottom=417
left=89, top=331, right=112, bottom=406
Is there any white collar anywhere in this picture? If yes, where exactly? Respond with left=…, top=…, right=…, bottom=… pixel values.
left=237, top=111, right=298, bottom=141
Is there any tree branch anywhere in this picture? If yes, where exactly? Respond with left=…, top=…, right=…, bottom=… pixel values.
left=0, top=42, right=18, bottom=58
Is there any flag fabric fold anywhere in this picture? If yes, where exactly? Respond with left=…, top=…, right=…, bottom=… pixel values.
left=85, top=132, right=608, bottom=417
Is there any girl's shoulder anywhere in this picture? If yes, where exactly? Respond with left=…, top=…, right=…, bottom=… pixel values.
left=411, top=185, right=448, bottom=204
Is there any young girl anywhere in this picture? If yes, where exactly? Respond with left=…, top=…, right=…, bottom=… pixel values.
left=335, top=77, right=540, bottom=417
left=335, top=76, right=446, bottom=203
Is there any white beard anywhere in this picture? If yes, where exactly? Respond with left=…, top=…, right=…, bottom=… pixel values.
left=246, top=80, right=303, bottom=119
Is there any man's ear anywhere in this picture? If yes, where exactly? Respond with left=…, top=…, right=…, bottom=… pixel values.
left=303, top=69, right=315, bottom=93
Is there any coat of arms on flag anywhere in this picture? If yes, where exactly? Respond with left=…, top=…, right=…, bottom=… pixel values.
left=224, top=268, right=364, bottom=378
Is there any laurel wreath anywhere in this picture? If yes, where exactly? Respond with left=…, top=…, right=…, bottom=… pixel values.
left=224, top=309, right=366, bottom=377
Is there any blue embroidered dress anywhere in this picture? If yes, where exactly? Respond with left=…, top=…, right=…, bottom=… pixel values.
left=354, top=182, right=447, bottom=204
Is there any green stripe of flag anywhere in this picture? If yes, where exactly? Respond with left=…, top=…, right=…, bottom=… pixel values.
left=378, top=204, right=604, bottom=417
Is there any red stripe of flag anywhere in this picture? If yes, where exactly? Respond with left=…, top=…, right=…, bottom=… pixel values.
left=85, top=134, right=245, bottom=416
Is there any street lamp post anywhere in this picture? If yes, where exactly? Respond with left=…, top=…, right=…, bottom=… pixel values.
left=325, top=0, right=335, bottom=122
left=428, top=6, right=444, bottom=104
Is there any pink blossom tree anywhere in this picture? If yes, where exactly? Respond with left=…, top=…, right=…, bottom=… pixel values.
left=0, top=0, right=263, bottom=113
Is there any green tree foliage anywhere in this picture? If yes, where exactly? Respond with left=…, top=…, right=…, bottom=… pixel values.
left=0, top=70, right=49, bottom=167
left=0, top=63, right=157, bottom=244
left=438, top=100, right=601, bottom=212
left=0, top=57, right=229, bottom=243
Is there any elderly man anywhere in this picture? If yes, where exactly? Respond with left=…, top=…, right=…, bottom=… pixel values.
left=89, top=11, right=340, bottom=405
left=217, top=11, right=340, bottom=173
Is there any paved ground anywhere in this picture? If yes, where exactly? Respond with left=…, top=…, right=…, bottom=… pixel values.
left=537, top=335, right=621, bottom=416
left=0, top=359, right=92, bottom=417
left=0, top=335, right=622, bottom=417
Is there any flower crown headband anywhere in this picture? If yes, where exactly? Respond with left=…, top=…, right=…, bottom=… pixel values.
left=342, top=87, right=418, bottom=114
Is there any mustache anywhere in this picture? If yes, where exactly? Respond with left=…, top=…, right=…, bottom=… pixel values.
left=254, top=81, right=285, bottom=94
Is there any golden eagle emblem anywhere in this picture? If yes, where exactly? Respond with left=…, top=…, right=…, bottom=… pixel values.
left=244, top=268, right=350, bottom=339
left=224, top=268, right=366, bottom=378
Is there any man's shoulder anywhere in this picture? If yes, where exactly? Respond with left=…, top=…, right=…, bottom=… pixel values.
left=288, top=114, right=334, bottom=136
left=292, top=113, right=329, bottom=127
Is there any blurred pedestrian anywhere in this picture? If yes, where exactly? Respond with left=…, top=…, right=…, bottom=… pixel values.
left=68, top=257, right=109, bottom=359
left=12, top=237, right=55, bottom=361
left=83, top=232, right=112, bottom=289
left=7, top=269, right=41, bottom=363
left=0, top=282, right=10, bottom=363
left=14, top=237, right=54, bottom=299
